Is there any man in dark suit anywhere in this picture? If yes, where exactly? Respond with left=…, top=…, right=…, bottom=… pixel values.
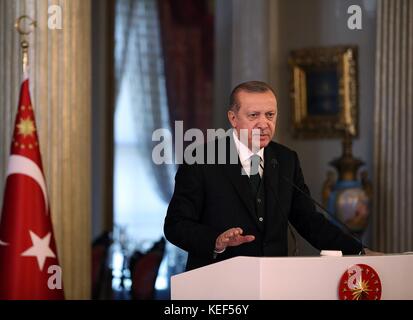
left=164, top=81, right=365, bottom=271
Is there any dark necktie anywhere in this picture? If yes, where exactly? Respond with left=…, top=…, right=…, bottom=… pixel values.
left=249, top=154, right=261, bottom=196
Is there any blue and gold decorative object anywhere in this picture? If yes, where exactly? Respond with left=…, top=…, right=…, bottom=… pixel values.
left=322, top=134, right=372, bottom=237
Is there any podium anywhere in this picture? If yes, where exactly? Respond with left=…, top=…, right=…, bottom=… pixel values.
left=171, top=254, right=413, bottom=300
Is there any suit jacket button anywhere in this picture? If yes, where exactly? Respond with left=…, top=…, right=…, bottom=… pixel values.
left=259, top=217, right=264, bottom=222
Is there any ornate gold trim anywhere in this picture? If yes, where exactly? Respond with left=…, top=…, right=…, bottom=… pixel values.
left=289, top=46, right=359, bottom=139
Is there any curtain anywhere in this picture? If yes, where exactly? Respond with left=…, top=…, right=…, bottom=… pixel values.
left=158, top=0, right=214, bottom=134
left=115, top=0, right=175, bottom=203
left=374, top=0, right=413, bottom=252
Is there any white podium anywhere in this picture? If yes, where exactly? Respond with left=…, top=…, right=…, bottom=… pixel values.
left=171, top=254, right=413, bottom=300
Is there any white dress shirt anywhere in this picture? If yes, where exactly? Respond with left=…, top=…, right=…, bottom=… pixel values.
left=233, top=130, right=264, bottom=178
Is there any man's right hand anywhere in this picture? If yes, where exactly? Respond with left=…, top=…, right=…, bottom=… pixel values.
left=215, top=227, right=255, bottom=252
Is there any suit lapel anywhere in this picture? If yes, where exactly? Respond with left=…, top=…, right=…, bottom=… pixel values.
left=221, top=134, right=257, bottom=224
left=220, top=134, right=281, bottom=227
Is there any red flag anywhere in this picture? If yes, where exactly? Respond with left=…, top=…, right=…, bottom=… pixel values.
left=0, top=79, right=64, bottom=299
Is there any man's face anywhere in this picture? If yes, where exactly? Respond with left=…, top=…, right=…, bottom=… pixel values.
left=228, top=90, right=277, bottom=150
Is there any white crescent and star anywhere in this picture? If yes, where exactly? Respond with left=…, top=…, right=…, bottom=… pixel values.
left=21, top=231, right=56, bottom=271
left=0, top=240, right=9, bottom=246
left=0, top=155, right=49, bottom=247
left=6, top=154, right=48, bottom=212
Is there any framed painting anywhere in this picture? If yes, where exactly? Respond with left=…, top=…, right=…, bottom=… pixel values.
left=289, top=46, right=358, bottom=138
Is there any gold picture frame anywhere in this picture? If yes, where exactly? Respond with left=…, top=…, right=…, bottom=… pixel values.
left=289, top=46, right=358, bottom=138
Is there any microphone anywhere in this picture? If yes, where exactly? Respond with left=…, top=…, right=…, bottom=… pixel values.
left=270, top=157, right=366, bottom=254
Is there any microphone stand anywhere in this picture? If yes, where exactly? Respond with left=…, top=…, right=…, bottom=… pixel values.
left=271, top=158, right=367, bottom=254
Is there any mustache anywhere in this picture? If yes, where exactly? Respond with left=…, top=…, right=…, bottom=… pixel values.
left=252, top=131, right=270, bottom=135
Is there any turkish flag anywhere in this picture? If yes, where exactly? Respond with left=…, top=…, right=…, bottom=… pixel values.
left=0, top=79, right=65, bottom=299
